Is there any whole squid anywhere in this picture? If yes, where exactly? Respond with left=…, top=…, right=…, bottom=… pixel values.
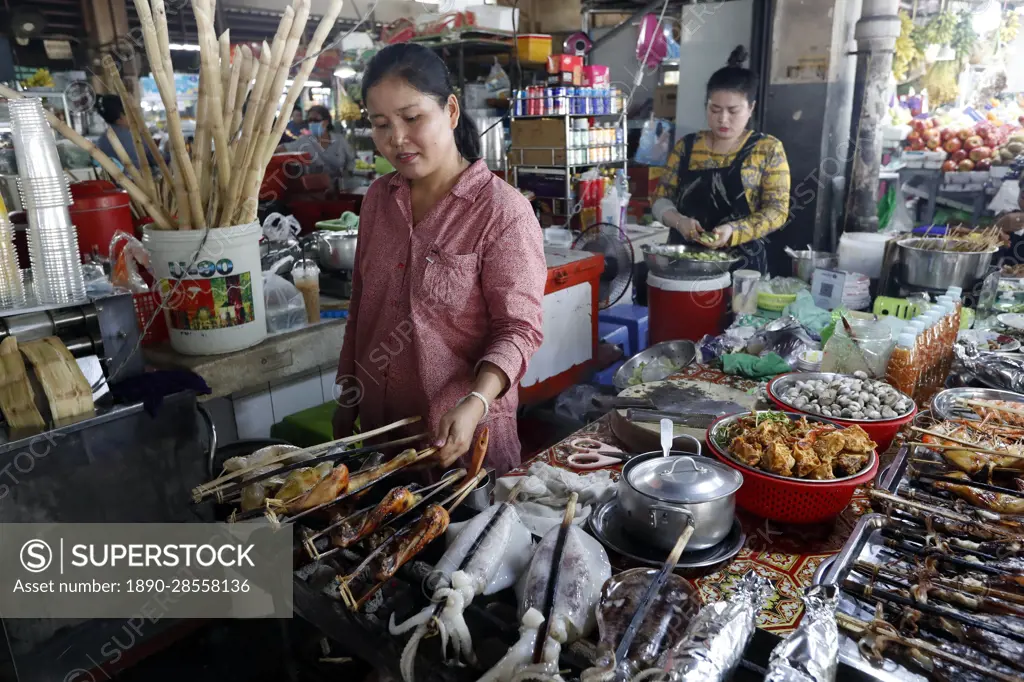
left=389, top=502, right=533, bottom=682
left=478, top=524, right=611, bottom=682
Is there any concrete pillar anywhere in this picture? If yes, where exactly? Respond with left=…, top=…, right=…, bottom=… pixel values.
left=81, top=0, right=139, bottom=94
left=845, top=0, right=900, bottom=232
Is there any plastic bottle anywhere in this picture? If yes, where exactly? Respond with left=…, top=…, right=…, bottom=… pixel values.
left=579, top=119, right=590, bottom=164
left=615, top=169, right=631, bottom=227
left=886, top=332, right=919, bottom=398
left=600, top=181, right=621, bottom=228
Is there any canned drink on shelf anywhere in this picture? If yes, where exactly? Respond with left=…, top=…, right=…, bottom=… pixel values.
left=553, top=86, right=567, bottom=115
left=544, top=88, right=554, bottom=116
left=514, top=90, right=527, bottom=117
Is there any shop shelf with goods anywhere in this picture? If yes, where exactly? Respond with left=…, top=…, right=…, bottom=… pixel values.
left=509, top=88, right=628, bottom=225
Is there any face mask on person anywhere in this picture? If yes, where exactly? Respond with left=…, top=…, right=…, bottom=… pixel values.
left=308, top=121, right=324, bottom=137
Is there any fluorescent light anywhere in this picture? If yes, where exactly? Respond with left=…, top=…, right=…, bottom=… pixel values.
left=973, top=0, right=1002, bottom=34
left=284, top=79, right=322, bottom=88
left=169, top=43, right=201, bottom=51
left=334, top=66, right=356, bottom=79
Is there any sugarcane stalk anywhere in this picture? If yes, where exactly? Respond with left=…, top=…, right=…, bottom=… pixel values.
left=219, top=29, right=231, bottom=115
left=104, top=128, right=145, bottom=186
left=220, top=41, right=272, bottom=226
left=261, top=0, right=344, bottom=169
left=103, top=65, right=156, bottom=201
left=132, top=0, right=204, bottom=228
left=194, top=0, right=232, bottom=203
left=228, top=45, right=255, bottom=144
left=239, top=0, right=309, bottom=224
left=223, top=46, right=242, bottom=129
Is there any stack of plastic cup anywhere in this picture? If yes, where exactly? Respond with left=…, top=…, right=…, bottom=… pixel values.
left=0, top=195, right=25, bottom=310
left=8, top=97, right=85, bottom=305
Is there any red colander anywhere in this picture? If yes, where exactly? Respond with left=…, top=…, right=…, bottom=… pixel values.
left=705, top=412, right=879, bottom=524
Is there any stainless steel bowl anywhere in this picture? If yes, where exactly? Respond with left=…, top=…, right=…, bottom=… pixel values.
left=613, top=340, right=696, bottom=390
left=897, top=238, right=997, bottom=291
left=642, top=243, right=741, bottom=279
left=315, top=229, right=358, bottom=272
left=767, top=372, right=915, bottom=422
left=790, top=250, right=838, bottom=283
left=930, top=387, right=1024, bottom=421
left=706, top=411, right=878, bottom=484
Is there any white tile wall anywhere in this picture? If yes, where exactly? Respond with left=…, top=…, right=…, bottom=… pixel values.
left=269, top=371, right=325, bottom=421
left=229, top=368, right=340, bottom=441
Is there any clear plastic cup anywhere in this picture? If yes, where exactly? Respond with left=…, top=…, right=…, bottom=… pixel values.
left=291, top=259, right=321, bottom=324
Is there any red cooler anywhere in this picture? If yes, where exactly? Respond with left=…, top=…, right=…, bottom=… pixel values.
left=648, top=273, right=730, bottom=343
left=69, top=181, right=133, bottom=259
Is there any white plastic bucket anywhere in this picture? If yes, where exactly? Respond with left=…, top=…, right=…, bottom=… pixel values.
left=142, top=222, right=266, bottom=355
left=837, top=232, right=892, bottom=279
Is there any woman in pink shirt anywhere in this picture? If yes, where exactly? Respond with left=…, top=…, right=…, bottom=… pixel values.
left=333, top=44, right=546, bottom=476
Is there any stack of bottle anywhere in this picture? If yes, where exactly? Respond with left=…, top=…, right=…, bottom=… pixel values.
left=568, top=119, right=625, bottom=166
left=884, top=286, right=963, bottom=403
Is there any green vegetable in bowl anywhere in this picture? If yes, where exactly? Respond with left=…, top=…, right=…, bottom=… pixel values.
left=669, top=251, right=733, bottom=262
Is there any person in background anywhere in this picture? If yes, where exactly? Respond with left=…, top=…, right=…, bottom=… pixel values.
left=278, top=105, right=356, bottom=190
left=996, top=174, right=1024, bottom=265
left=332, top=43, right=546, bottom=476
left=95, top=95, right=160, bottom=170
left=651, top=46, right=791, bottom=273
left=281, top=105, right=305, bottom=144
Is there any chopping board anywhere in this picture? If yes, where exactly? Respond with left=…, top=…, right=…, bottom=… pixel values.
left=609, top=378, right=762, bottom=454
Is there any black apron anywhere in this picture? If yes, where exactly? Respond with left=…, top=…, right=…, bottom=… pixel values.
left=635, top=131, right=767, bottom=306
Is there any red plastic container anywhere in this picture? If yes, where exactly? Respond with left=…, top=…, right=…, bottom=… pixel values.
left=70, top=181, right=133, bottom=259
left=765, top=373, right=917, bottom=453
left=705, top=413, right=879, bottom=524
left=648, top=272, right=730, bottom=343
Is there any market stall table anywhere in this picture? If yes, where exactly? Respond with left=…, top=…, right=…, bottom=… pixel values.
left=509, top=366, right=881, bottom=636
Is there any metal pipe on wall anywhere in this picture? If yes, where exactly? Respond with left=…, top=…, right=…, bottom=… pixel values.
left=845, top=0, right=900, bottom=233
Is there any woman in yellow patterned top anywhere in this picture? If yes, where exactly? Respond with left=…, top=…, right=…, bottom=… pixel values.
left=652, top=46, right=790, bottom=273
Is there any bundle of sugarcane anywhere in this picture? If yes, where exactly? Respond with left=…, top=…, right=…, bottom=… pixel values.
left=0, top=0, right=343, bottom=231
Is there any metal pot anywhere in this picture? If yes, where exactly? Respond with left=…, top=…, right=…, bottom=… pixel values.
left=641, top=243, right=741, bottom=280
left=315, top=229, right=358, bottom=272
left=618, top=437, right=742, bottom=552
left=896, top=238, right=996, bottom=291
left=790, top=250, right=838, bottom=283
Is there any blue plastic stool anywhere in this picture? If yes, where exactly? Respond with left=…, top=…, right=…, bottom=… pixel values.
left=598, top=321, right=632, bottom=358
left=594, top=360, right=625, bottom=387
left=599, top=304, right=649, bottom=354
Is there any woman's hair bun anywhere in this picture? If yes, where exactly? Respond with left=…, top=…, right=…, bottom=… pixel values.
left=727, top=45, right=749, bottom=68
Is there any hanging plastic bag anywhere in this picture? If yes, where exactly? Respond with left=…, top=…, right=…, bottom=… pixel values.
left=109, top=231, right=151, bottom=294
left=263, top=212, right=301, bottom=243
left=485, top=59, right=511, bottom=97
left=634, top=117, right=673, bottom=167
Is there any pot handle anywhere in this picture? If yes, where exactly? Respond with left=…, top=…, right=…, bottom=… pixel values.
left=674, top=432, right=702, bottom=458
left=648, top=503, right=694, bottom=530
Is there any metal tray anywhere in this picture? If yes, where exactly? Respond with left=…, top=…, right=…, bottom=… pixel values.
left=930, top=386, right=1024, bottom=421
left=612, top=340, right=696, bottom=391
left=767, top=372, right=916, bottom=423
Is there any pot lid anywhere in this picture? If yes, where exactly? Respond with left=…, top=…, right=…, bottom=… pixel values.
left=627, top=455, right=741, bottom=503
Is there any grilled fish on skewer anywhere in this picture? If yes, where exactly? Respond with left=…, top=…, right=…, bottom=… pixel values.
left=333, top=486, right=418, bottom=549
left=374, top=504, right=450, bottom=582
left=932, top=471, right=1024, bottom=514
left=285, top=465, right=349, bottom=514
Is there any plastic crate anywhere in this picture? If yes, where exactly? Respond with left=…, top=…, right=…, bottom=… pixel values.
left=133, top=290, right=169, bottom=346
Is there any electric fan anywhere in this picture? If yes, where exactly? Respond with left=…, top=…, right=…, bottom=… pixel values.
left=572, top=222, right=634, bottom=309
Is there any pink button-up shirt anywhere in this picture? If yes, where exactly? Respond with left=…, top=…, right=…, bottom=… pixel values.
left=336, top=160, right=546, bottom=475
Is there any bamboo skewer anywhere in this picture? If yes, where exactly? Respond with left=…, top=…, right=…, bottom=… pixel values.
left=965, top=399, right=1024, bottom=420
left=910, top=428, right=1024, bottom=459
left=192, top=416, right=423, bottom=499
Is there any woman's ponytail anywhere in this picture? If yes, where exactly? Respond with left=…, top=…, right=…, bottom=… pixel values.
left=454, top=106, right=481, bottom=162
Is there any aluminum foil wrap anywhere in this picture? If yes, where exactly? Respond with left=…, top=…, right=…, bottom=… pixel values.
left=763, top=585, right=839, bottom=682
left=657, top=573, right=772, bottom=682
left=954, top=343, right=1024, bottom=393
